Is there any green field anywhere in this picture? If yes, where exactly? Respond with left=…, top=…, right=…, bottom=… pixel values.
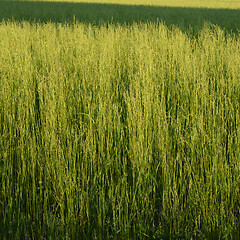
left=0, top=0, right=240, bottom=239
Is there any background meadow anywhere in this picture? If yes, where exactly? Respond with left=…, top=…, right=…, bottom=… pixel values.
left=0, top=0, right=240, bottom=239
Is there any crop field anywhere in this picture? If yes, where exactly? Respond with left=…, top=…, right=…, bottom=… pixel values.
left=0, top=0, right=240, bottom=239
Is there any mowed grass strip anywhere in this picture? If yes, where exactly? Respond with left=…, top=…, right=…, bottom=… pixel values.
left=5, top=0, right=240, bottom=9
left=0, top=20, right=240, bottom=239
left=0, top=0, right=239, bottom=34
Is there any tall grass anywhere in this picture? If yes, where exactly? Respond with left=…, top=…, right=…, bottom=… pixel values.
left=0, top=20, right=240, bottom=239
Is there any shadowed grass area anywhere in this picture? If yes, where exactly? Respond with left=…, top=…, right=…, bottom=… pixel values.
left=0, top=1, right=239, bottom=34
left=3, top=0, right=240, bottom=9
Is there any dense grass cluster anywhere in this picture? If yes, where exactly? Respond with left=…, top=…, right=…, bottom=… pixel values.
left=0, top=1, right=240, bottom=239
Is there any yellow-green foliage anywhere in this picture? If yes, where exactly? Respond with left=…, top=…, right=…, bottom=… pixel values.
left=0, top=1, right=240, bottom=239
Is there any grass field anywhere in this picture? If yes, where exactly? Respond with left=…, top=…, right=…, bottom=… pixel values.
left=0, top=0, right=240, bottom=239
left=2, top=0, right=240, bottom=8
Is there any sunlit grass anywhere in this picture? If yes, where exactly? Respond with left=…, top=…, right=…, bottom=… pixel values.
left=0, top=1, right=240, bottom=239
